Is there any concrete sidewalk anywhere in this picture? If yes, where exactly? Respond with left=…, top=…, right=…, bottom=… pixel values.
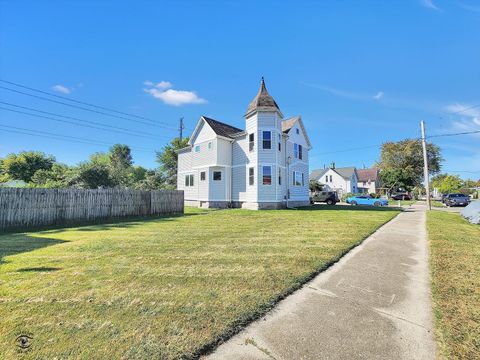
left=206, top=204, right=436, bottom=360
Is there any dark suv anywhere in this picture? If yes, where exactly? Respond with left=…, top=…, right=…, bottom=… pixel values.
left=443, top=193, right=470, bottom=207
left=391, top=193, right=412, bottom=200
left=310, top=191, right=338, bottom=205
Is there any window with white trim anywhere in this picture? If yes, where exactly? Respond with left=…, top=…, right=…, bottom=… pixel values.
left=278, top=168, right=281, bottom=185
left=263, top=166, right=272, bottom=185
left=213, top=171, right=222, bottom=181
left=293, top=171, right=302, bottom=186
left=185, top=174, right=194, bottom=187
left=249, top=133, right=254, bottom=152
left=200, top=171, right=206, bottom=181
left=195, top=145, right=200, bottom=153
left=249, top=167, right=254, bottom=186
left=296, top=128, right=299, bottom=135
left=278, top=133, right=281, bottom=152
left=299, top=144, right=303, bottom=160
left=294, top=143, right=299, bottom=158
left=262, top=131, right=271, bottom=149
left=208, top=142, right=212, bottom=150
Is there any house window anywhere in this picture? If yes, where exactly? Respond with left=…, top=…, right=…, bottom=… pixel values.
left=249, top=167, right=254, bottom=186
left=213, top=171, right=222, bottom=181
left=185, top=174, right=194, bottom=187
left=330, top=175, right=332, bottom=182
left=302, top=172, right=304, bottom=186
left=296, top=128, right=299, bottom=135
left=249, top=133, right=254, bottom=152
left=208, top=142, right=212, bottom=150
left=195, top=145, right=200, bottom=153
left=278, top=168, right=281, bottom=185
left=200, top=171, right=206, bottom=181
left=299, top=145, right=303, bottom=160
left=262, top=166, right=272, bottom=185
left=325, top=175, right=328, bottom=183
left=294, top=143, right=299, bottom=158
left=262, top=131, right=271, bottom=149
left=278, top=133, right=281, bottom=152
left=294, top=171, right=302, bottom=186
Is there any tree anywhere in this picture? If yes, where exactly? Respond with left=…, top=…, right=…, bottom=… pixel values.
left=133, top=170, right=166, bottom=190
left=1, top=151, right=56, bottom=182
left=432, top=174, right=463, bottom=194
left=156, top=137, right=189, bottom=189
left=30, top=163, right=73, bottom=188
left=71, top=162, right=115, bottom=189
left=108, top=144, right=134, bottom=187
left=377, top=139, right=442, bottom=192
left=309, top=179, right=322, bottom=192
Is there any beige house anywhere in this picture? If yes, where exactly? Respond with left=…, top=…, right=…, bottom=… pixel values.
left=357, top=168, right=381, bottom=194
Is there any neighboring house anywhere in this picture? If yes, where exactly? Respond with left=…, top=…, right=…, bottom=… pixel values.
left=310, top=166, right=358, bottom=197
left=177, top=78, right=311, bottom=209
left=357, top=168, right=381, bottom=194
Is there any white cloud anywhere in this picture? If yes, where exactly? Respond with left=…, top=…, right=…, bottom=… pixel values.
left=444, top=103, right=480, bottom=138
left=155, top=81, right=172, bottom=89
left=143, top=80, right=154, bottom=86
left=52, top=84, right=72, bottom=94
left=145, top=88, right=207, bottom=106
left=421, top=0, right=442, bottom=11
left=373, top=91, right=384, bottom=100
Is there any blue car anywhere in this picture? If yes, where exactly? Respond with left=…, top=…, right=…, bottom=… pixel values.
left=346, top=195, right=388, bottom=207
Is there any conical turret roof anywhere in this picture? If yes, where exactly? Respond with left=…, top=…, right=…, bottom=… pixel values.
left=245, top=77, right=282, bottom=117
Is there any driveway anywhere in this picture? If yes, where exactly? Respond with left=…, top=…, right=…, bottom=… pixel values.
left=206, top=204, right=436, bottom=360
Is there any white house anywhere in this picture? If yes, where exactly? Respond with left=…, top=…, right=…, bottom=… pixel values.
left=177, top=78, right=311, bottom=209
left=310, top=166, right=359, bottom=197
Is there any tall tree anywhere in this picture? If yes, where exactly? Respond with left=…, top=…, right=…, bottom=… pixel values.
left=109, top=144, right=133, bottom=187
left=1, top=151, right=55, bottom=182
left=377, top=139, right=442, bottom=192
left=156, top=137, right=189, bottom=189
left=431, top=174, right=463, bottom=194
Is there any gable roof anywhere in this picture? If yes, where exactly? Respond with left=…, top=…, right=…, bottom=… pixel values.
left=282, top=116, right=312, bottom=149
left=245, top=77, right=283, bottom=117
left=202, top=116, right=243, bottom=138
left=310, top=168, right=329, bottom=181
left=357, top=168, right=379, bottom=182
left=310, top=167, right=357, bottom=181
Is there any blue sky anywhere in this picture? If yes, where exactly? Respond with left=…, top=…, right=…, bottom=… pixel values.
left=1, top=0, right=479, bottom=179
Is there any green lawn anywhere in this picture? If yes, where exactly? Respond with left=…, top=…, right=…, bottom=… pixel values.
left=0, top=205, right=399, bottom=359
left=427, top=210, right=480, bottom=359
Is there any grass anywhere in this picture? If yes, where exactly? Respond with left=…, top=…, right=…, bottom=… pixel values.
left=431, top=201, right=445, bottom=208
left=0, top=205, right=399, bottom=359
left=427, top=210, right=480, bottom=359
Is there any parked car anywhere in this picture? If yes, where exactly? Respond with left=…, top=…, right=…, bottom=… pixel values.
left=391, top=193, right=412, bottom=200
left=310, top=191, right=338, bottom=205
left=346, top=195, right=389, bottom=207
left=443, top=193, right=470, bottom=207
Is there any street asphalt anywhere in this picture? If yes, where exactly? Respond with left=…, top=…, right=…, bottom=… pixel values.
left=205, top=204, right=436, bottom=360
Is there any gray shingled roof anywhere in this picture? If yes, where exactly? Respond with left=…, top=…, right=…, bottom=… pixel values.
left=245, top=77, right=281, bottom=117
left=202, top=116, right=243, bottom=138
left=310, top=167, right=357, bottom=181
left=357, top=168, right=379, bottom=182
left=282, top=117, right=297, bottom=133
left=310, top=168, right=328, bottom=181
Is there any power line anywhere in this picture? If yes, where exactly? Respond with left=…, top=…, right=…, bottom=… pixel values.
left=427, top=129, right=480, bottom=138
left=0, top=79, right=178, bottom=130
left=443, top=103, right=480, bottom=116
left=0, top=124, right=156, bottom=152
left=0, top=85, right=178, bottom=130
left=0, top=102, right=171, bottom=140
left=0, top=106, right=171, bottom=141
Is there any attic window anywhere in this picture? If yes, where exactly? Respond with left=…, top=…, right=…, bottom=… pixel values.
left=296, top=128, right=299, bottom=135
left=195, top=145, right=200, bottom=153
left=208, top=142, right=212, bottom=150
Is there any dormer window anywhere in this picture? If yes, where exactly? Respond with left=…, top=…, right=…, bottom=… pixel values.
left=262, top=131, right=271, bottom=149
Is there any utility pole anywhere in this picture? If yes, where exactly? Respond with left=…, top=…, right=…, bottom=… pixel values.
left=179, top=117, right=185, bottom=141
left=421, top=120, right=431, bottom=210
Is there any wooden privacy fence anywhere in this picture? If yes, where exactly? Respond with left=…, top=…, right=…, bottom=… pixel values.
left=0, top=188, right=184, bottom=231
